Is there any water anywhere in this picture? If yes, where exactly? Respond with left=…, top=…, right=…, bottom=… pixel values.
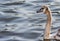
left=0, top=0, right=60, bottom=41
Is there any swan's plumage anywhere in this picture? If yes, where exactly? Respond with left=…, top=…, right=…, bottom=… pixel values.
left=36, top=5, right=60, bottom=40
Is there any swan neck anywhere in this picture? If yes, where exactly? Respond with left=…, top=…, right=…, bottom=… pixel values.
left=44, top=12, right=52, bottom=39
left=47, top=12, right=52, bottom=23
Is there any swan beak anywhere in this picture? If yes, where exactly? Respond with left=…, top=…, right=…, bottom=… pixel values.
left=36, top=8, right=44, bottom=13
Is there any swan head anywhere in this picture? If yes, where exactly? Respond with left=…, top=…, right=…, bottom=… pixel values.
left=36, top=5, right=51, bottom=14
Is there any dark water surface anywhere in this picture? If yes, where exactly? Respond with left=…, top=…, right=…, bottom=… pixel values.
left=0, top=0, right=60, bottom=41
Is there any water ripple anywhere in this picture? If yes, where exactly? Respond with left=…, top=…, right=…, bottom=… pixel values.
left=0, top=0, right=60, bottom=41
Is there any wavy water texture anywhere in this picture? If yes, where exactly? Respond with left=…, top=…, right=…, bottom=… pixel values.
left=0, top=0, right=60, bottom=41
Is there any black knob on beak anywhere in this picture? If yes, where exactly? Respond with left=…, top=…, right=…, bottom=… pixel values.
left=36, top=10, right=40, bottom=13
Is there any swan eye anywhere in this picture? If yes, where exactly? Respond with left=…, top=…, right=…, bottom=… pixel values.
left=36, top=8, right=44, bottom=13
left=40, top=7, right=44, bottom=10
left=41, top=8, right=44, bottom=9
left=40, top=8, right=44, bottom=11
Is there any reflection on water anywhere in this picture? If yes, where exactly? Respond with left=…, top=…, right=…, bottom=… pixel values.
left=0, top=0, right=60, bottom=41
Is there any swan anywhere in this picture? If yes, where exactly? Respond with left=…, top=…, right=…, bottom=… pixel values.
left=36, top=5, right=60, bottom=41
